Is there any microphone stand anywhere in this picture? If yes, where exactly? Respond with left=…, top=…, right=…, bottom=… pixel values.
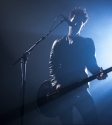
left=13, top=18, right=65, bottom=125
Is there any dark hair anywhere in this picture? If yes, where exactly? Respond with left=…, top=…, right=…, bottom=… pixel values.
left=69, top=7, right=88, bottom=24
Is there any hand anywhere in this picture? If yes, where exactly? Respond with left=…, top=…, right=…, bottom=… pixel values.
left=56, top=84, right=61, bottom=90
left=97, top=67, right=108, bottom=80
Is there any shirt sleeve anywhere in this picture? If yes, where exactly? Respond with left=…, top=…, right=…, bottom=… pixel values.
left=86, top=38, right=101, bottom=74
left=49, top=40, right=61, bottom=87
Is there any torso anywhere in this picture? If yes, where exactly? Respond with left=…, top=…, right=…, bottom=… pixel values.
left=57, top=36, right=89, bottom=86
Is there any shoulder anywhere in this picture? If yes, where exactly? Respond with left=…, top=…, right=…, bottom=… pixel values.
left=83, top=37, right=95, bottom=54
left=83, top=37, right=94, bottom=42
left=83, top=37, right=95, bottom=47
left=52, top=36, right=66, bottom=49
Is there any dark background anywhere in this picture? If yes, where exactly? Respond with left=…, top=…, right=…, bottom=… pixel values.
left=0, top=0, right=112, bottom=125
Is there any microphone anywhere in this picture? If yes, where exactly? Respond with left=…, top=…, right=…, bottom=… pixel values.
left=61, top=15, right=74, bottom=26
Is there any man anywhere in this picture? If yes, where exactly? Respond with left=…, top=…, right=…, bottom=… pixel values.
left=49, top=7, right=107, bottom=125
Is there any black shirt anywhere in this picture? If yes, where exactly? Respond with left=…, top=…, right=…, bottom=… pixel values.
left=49, top=35, right=100, bottom=88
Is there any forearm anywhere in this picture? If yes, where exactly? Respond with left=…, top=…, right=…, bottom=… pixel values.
left=49, top=49, right=62, bottom=86
left=87, top=62, right=101, bottom=75
left=86, top=54, right=101, bottom=75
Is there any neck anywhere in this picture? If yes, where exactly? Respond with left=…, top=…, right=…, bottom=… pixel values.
left=68, top=30, right=80, bottom=37
left=68, top=26, right=80, bottom=37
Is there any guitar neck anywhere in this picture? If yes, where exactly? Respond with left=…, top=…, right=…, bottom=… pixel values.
left=48, top=67, right=112, bottom=99
left=85, top=67, right=112, bottom=83
left=37, top=67, right=112, bottom=106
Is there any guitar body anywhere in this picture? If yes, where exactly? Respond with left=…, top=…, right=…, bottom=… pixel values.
left=37, top=67, right=112, bottom=117
left=37, top=80, right=74, bottom=117
left=37, top=80, right=61, bottom=117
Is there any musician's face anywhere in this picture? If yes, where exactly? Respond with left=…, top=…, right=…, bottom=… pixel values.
left=70, top=15, right=84, bottom=34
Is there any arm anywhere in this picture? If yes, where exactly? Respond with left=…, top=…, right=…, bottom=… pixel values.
left=86, top=38, right=107, bottom=79
left=86, top=38, right=101, bottom=74
left=49, top=40, right=61, bottom=87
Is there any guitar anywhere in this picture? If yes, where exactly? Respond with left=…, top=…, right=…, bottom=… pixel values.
left=37, top=67, right=112, bottom=117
